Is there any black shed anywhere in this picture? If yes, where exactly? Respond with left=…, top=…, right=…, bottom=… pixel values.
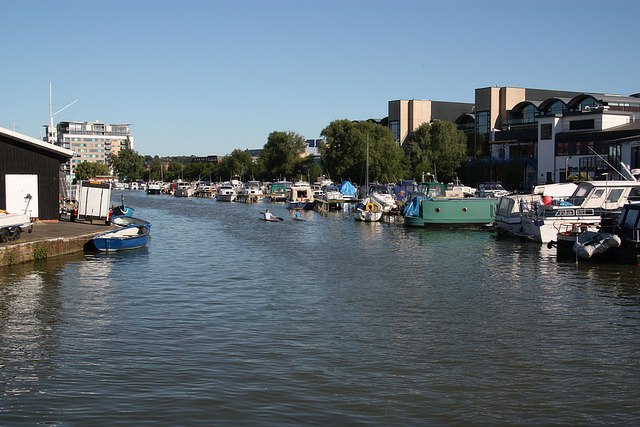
left=0, top=127, right=73, bottom=220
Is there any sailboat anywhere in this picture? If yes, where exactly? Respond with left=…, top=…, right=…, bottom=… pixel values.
left=354, top=134, right=383, bottom=222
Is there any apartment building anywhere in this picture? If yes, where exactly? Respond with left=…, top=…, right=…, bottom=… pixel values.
left=50, top=121, right=134, bottom=179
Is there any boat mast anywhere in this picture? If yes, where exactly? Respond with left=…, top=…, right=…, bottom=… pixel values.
left=365, top=133, right=369, bottom=195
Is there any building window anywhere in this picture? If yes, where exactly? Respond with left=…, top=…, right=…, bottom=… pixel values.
left=389, top=120, right=400, bottom=144
left=545, top=100, right=565, bottom=115
left=523, top=105, right=536, bottom=123
left=569, top=119, right=594, bottom=131
left=476, top=111, right=490, bottom=136
left=609, top=144, right=621, bottom=167
left=556, top=141, right=569, bottom=156
left=541, top=124, right=552, bottom=140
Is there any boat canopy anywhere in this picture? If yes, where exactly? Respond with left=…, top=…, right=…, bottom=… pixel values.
left=338, top=181, right=357, bottom=198
left=404, top=196, right=425, bottom=217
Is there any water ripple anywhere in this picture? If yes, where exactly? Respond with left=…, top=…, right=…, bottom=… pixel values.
left=1, top=192, right=639, bottom=425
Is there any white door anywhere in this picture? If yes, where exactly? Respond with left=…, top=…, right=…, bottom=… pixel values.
left=5, top=174, right=39, bottom=218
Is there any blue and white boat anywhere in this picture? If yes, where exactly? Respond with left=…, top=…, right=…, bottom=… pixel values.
left=111, top=195, right=134, bottom=217
left=92, top=225, right=150, bottom=252
left=111, top=215, right=152, bottom=230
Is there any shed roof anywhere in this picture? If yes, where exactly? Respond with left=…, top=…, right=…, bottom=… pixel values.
left=0, top=126, right=73, bottom=158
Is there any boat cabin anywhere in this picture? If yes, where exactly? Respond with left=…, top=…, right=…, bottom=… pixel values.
left=564, top=181, right=640, bottom=210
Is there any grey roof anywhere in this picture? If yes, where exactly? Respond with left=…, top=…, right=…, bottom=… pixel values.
left=0, top=126, right=74, bottom=158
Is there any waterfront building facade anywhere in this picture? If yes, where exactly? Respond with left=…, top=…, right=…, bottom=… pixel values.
left=44, top=121, right=134, bottom=180
left=387, top=99, right=475, bottom=146
left=1, top=126, right=73, bottom=220
left=485, top=87, right=640, bottom=187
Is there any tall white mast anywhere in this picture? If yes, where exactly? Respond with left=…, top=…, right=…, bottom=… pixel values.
left=47, top=81, right=78, bottom=144
left=48, top=81, right=54, bottom=143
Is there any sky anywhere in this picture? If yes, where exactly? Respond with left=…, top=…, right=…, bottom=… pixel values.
left=1, top=0, right=638, bottom=157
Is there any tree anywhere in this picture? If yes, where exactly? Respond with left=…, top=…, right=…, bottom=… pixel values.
left=183, top=160, right=217, bottom=182
left=148, top=156, right=164, bottom=181
left=260, top=131, right=307, bottom=180
left=403, top=121, right=468, bottom=182
left=320, top=120, right=406, bottom=184
left=74, top=161, right=111, bottom=182
left=110, top=148, right=144, bottom=182
left=218, top=149, right=257, bottom=181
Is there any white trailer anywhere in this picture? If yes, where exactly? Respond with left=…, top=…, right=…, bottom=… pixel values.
left=75, top=181, right=112, bottom=223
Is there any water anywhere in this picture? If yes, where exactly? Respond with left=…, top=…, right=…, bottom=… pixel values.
left=1, top=191, right=640, bottom=426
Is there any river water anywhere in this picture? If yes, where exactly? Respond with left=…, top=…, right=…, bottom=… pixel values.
left=1, top=190, right=639, bottom=426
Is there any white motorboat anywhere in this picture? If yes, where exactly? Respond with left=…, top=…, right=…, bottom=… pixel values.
left=237, top=180, right=264, bottom=203
left=146, top=181, right=163, bottom=195
left=287, top=181, right=315, bottom=210
left=368, top=183, right=397, bottom=213
left=494, top=183, right=578, bottom=237
left=216, top=182, right=238, bottom=202
left=174, top=183, right=195, bottom=197
left=520, top=180, right=640, bottom=243
left=354, top=196, right=383, bottom=222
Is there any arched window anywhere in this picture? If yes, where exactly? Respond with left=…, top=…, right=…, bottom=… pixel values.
left=577, top=97, right=598, bottom=111
left=545, top=100, right=565, bottom=115
left=523, top=104, right=537, bottom=123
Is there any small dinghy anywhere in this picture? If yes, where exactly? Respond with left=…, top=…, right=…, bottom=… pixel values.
left=92, top=225, right=150, bottom=252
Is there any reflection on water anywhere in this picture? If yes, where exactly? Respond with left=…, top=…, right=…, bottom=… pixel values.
left=1, top=191, right=639, bottom=425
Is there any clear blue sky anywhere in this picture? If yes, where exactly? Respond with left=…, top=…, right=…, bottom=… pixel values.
left=1, top=0, right=638, bottom=157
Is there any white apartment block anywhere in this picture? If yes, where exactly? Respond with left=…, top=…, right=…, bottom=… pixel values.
left=48, top=121, right=134, bottom=179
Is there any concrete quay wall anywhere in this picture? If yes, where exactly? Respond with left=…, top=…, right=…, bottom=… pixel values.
left=0, top=221, right=114, bottom=267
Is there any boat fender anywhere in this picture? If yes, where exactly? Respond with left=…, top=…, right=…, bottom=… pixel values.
left=604, top=234, right=622, bottom=248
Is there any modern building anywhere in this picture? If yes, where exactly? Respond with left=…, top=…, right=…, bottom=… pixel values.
left=484, top=87, right=640, bottom=188
left=1, top=126, right=73, bottom=220
left=44, top=121, right=134, bottom=179
left=387, top=99, right=475, bottom=146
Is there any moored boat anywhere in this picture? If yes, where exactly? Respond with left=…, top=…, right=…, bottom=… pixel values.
left=174, top=183, right=195, bottom=197
left=520, top=180, right=640, bottom=243
left=287, top=181, right=315, bottom=210
left=554, top=203, right=640, bottom=264
left=91, top=225, right=150, bottom=252
left=267, top=181, right=290, bottom=202
left=111, top=215, right=152, bottom=230
left=237, top=180, right=264, bottom=203
left=354, top=197, right=383, bottom=222
left=403, top=181, right=498, bottom=228
left=368, top=183, right=397, bottom=213
left=494, top=183, right=577, bottom=237
left=404, top=196, right=498, bottom=227
left=146, top=181, right=163, bottom=195
left=216, top=182, right=238, bottom=202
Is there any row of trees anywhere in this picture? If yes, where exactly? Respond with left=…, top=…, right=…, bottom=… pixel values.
left=100, top=119, right=470, bottom=186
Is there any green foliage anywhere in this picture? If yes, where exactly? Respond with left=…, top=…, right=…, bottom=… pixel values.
left=183, top=161, right=217, bottom=182
left=403, top=121, right=468, bottom=182
left=320, top=120, right=406, bottom=184
left=110, top=148, right=144, bottom=182
left=260, top=131, right=307, bottom=180
left=33, top=244, right=49, bottom=260
left=74, top=161, right=111, bottom=181
left=148, top=156, right=164, bottom=181
left=218, top=149, right=259, bottom=181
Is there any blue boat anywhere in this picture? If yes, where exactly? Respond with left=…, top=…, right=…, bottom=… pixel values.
left=92, top=225, right=150, bottom=252
left=111, top=195, right=134, bottom=217
left=112, top=215, right=152, bottom=230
